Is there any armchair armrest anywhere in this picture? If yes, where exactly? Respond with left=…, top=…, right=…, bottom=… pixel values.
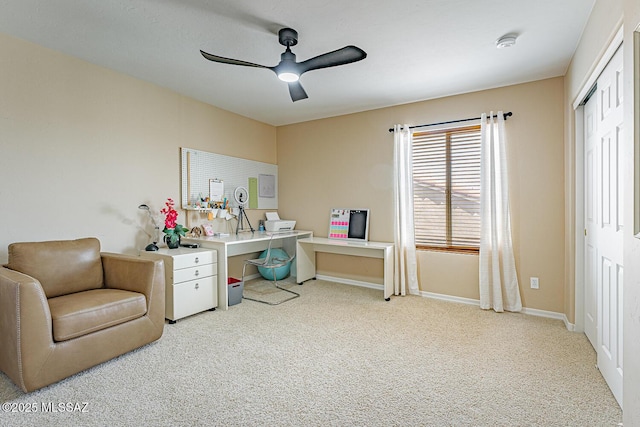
left=0, top=267, right=54, bottom=392
left=101, top=253, right=162, bottom=294
left=101, top=253, right=165, bottom=324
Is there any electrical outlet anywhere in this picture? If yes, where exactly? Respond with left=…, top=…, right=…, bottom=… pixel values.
left=530, top=277, right=539, bottom=289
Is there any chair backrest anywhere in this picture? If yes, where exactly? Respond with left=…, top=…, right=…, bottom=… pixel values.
left=262, top=233, right=295, bottom=266
left=7, top=237, right=104, bottom=298
left=261, top=234, right=276, bottom=263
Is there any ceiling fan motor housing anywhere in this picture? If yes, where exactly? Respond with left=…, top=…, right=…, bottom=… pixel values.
left=278, top=28, right=298, bottom=47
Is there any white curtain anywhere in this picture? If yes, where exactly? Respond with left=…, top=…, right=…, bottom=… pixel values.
left=393, top=125, right=420, bottom=296
left=479, top=112, right=522, bottom=312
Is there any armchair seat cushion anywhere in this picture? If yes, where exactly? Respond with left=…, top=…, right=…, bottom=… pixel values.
left=48, top=289, right=147, bottom=342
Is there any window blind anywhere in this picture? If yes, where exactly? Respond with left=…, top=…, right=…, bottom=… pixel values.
left=412, top=125, right=481, bottom=251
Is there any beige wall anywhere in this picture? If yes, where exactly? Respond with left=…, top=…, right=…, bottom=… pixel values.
left=277, top=78, right=566, bottom=313
left=0, top=32, right=276, bottom=265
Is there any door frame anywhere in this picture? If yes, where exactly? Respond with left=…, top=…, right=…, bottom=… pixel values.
left=573, top=26, right=624, bottom=334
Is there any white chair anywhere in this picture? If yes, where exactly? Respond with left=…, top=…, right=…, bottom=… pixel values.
left=241, top=234, right=299, bottom=305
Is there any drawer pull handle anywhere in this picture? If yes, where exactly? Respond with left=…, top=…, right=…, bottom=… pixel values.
left=194, top=257, right=200, bottom=264
left=194, top=270, right=200, bottom=276
left=195, top=283, right=199, bottom=290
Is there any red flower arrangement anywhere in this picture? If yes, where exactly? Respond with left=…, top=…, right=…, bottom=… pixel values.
left=160, top=198, right=178, bottom=229
left=160, top=198, right=188, bottom=248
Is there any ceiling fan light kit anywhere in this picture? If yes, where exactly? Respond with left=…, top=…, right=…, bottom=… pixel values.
left=278, top=72, right=299, bottom=82
left=201, top=27, right=366, bottom=102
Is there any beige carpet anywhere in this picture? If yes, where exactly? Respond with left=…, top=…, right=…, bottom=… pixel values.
left=0, top=279, right=622, bottom=426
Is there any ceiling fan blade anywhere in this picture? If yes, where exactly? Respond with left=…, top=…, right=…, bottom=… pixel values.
left=297, top=46, right=367, bottom=74
left=288, top=81, right=308, bottom=102
left=201, top=30, right=364, bottom=102
left=200, top=50, right=271, bottom=69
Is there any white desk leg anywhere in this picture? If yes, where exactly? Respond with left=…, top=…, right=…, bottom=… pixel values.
left=218, top=245, right=229, bottom=310
left=296, top=242, right=316, bottom=284
left=383, top=246, right=394, bottom=301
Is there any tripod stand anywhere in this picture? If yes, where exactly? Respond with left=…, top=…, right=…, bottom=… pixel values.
left=236, top=204, right=254, bottom=234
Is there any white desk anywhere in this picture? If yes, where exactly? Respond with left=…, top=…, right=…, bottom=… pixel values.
left=296, top=237, right=394, bottom=301
left=182, top=231, right=313, bottom=310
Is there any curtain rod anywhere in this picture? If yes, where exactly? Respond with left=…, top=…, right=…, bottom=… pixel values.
left=387, top=111, right=513, bottom=133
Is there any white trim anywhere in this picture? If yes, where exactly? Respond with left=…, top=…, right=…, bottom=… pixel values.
left=635, top=28, right=640, bottom=238
left=243, top=273, right=263, bottom=281
left=574, top=104, right=586, bottom=334
left=421, top=291, right=573, bottom=329
left=522, top=307, right=576, bottom=332
left=421, top=291, right=480, bottom=307
left=564, top=316, right=576, bottom=332
left=315, top=275, right=384, bottom=291
left=572, top=24, right=624, bottom=109
left=313, top=278, right=576, bottom=330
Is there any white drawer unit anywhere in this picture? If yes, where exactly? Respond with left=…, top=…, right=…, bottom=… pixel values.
left=140, top=248, right=218, bottom=323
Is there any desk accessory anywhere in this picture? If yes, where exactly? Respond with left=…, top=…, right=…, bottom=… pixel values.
left=138, top=204, right=159, bottom=251
left=202, top=223, right=214, bottom=236
left=328, top=208, right=369, bottom=241
left=264, top=211, right=296, bottom=231
left=234, top=186, right=254, bottom=234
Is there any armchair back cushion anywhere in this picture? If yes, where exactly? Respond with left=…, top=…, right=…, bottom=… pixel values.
left=7, top=237, right=104, bottom=298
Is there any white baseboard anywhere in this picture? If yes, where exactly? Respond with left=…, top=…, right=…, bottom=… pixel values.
left=422, top=290, right=574, bottom=330
left=421, top=291, right=480, bottom=307
left=315, top=275, right=384, bottom=291
left=522, top=307, right=575, bottom=331
left=303, top=276, right=577, bottom=332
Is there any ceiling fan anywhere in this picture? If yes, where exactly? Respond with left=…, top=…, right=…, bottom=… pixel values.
left=200, top=28, right=367, bottom=102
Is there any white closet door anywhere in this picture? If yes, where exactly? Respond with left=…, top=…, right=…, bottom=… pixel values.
left=584, top=45, right=624, bottom=408
left=584, top=87, right=597, bottom=349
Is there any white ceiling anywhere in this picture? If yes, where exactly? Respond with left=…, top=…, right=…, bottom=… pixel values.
left=0, top=0, right=595, bottom=126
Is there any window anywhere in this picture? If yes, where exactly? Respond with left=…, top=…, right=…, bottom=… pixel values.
left=412, top=125, right=481, bottom=252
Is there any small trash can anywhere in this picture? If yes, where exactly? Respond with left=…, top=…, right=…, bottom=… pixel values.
left=228, top=277, right=243, bottom=306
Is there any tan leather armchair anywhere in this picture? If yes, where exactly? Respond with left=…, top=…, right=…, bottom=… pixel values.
left=0, top=237, right=165, bottom=392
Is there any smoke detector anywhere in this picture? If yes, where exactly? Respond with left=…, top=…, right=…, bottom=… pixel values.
left=496, top=34, right=517, bottom=49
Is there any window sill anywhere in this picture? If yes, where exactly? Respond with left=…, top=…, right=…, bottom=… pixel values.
left=416, top=246, right=479, bottom=255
